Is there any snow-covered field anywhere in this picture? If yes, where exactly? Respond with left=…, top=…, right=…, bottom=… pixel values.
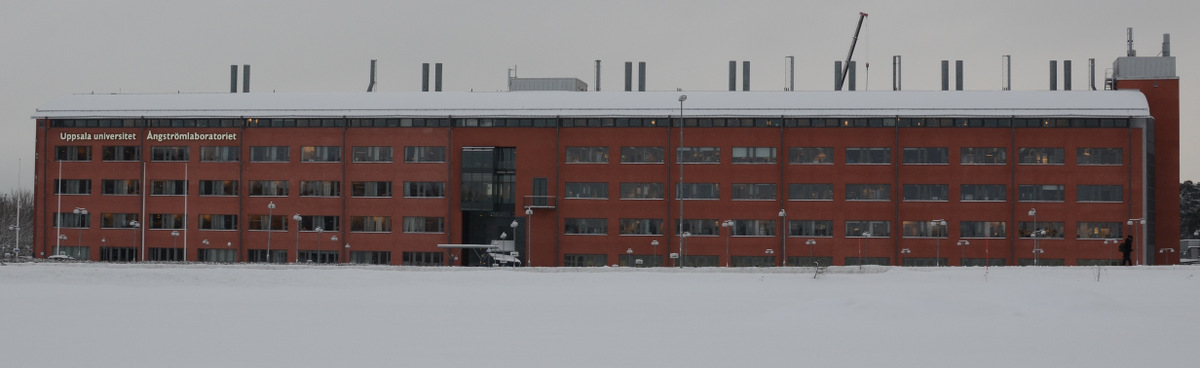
left=1, top=263, right=1195, bottom=368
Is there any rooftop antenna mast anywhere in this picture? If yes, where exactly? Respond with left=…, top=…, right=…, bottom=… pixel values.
left=839, top=12, right=869, bottom=89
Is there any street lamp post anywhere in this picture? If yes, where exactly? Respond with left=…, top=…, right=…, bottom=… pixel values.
left=721, top=220, right=734, bottom=267
left=315, top=226, right=325, bottom=263
left=200, top=239, right=209, bottom=262
left=805, top=239, right=816, bottom=262
left=930, top=219, right=946, bottom=266
left=626, top=248, right=633, bottom=267
left=344, top=243, right=350, bottom=264
left=1158, top=248, right=1175, bottom=265
left=1028, top=208, right=1039, bottom=266
left=900, top=248, right=911, bottom=266
left=129, top=220, right=140, bottom=261
left=860, top=231, right=870, bottom=270
left=680, top=232, right=691, bottom=268
left=1127, top=218, right=1145, bottom=265
left=1103, top=238, right=1119, bottom=266
left=956, top=240, right=970, bottom=266
left=266, top=201, right=275, bottom=263
left=778, top=209, right=787, bottom=266
left=73, top=207, right=87, bottom=260
left=765, top=248, right=774, bottom=266
left=56, top=234, right=66, bottom=257
left=170, top=230, right=180, bottom=261
left=650, top=240, right=659, bottom=267
left=292, top=214, right=302, bottom=263
left=329, top=235, right=337, bottom=264
left=525, top=207, right=534, bottom=267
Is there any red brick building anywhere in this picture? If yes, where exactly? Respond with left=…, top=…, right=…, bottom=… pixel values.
left=32, top=74, right=1178, bottom=266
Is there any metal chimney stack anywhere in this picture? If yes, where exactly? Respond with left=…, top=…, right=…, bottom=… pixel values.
left=595, top=60, right=601, bottom=91
left=242, top=65, right=250, bottom=93
left=230, top=65, right=238, bottom=93
left=367, top=60, right=377, bottom=92
left=624, top=62, right=632, bottom=92
left=742, top=61, right=750, bottom=91
left=1002, top=55, right=1011, bottom=91
left=1049, top=60, right=1058, bottom=91
left=435, top=63, right=443, bottom=92
left=892, top=56, right=901, bottom=91
left=1063, top=60, right=1072, bottom=91
left=847, top=61, right=856, bottom=91
left=1127, top=28, right=1136, bottom=57
left=422, top=63, right=430, bottom=92
left=955, top=60, right=963, bottom=91
left=638, top=62, right=646, bottom=92
left=1089, top=58, right=1096, bottom=91
left=941, top=60, right=949, bottom=91
left=729, top=61, right=737, bottom=91
left=785, top=56, right=795, bottom=91
left=834, top=61, right=843, bottom=91
left=1163, top=33, right=1171, bottom=57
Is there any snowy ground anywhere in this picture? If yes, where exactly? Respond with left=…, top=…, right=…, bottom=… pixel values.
left=1, top=263, right=1196, bottom=368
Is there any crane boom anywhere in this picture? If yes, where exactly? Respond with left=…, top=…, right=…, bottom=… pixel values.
left=839, top=12, right=869, bottom=89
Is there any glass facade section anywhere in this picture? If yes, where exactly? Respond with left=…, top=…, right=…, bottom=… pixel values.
left=846, top=184, right=890, bottom=201
left=1077, top=148, right=1122, bottom=165
left=564, top=218, right=608, bottom=235
left=845, top=148, right=890, bottom=164
left=789, top=147, right=833, bottom=164
left=1018, top=184, right=1065, bottom=202
left=620, top=183, right=664, bottom=200
left=960, top=184, right=1005, bottom=201
left=1018, top=148, right=1065, bottom=164
left=902, top=184, right=949, bottom=201
left=102, top=146, right=141, bottom=161
left=352, top=146, right=393, bottom=163
left=676, top=147, right=720, bottom=163
left=1077, top=185, right=1122, bottom=202
left=199, top=146, right=239, bottom=162
left=565, top=182, right=608, bottom=199
left=405, top=146, right=446, bottom=163
left=619, top=218, right=663, bottom=235
left=960, top=147, right=1006, bottom=164
left=731, top=183, right=775, bottom=200
left=788, top=220, right=834, bottom=237
left=565, top=147, right=609, bottom=163
left=249, top=146, right=289, bottom=162
left=619, top=147, right=664, bottom=163
left=902, top=147, right=949, bottom=164
left=731, top=147, right=776, bottom=164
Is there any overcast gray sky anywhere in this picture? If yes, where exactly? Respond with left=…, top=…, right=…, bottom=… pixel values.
left=2, top=0, right=1196, bottom=192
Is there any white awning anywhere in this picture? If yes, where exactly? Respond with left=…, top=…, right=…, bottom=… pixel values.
left=436, top=243, right=499, bottom=249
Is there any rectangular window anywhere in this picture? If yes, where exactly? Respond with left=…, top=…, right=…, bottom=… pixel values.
left=1018, top=184, right=1065, bottom=202
left=845, top=147, right=891, bottom=164
left=565, top=146, right=609, bottom=163
left=902, top=184, right=949, bottom=201
left=403, top=182, right=445, bottom=198
left=352, top=146, right=393, bottom=163
left=149, top=180, right=186, bottom=196
left=248, top=180, right=289, bottom=196
left=55, top=146, right=92, bottom=161
left=102, top=146, right=141, bottom=161
left=845, top=184, right=891, bottom=201
left=300, top=181, right=341, bottom=197
left=676, top=219, right=719, bottom=236
left=198, top=180, right=238, bottom=196
left=902, top=147, right=949, bottom=164
left=789, top=184, right=834, bottom=201
left=565, top=182, right=608, bottom=199
left=960, top=221, right=1006, bottom=238
left=903, top=220, right=950, bottom=238
left=619, top=183, right=663, bottom=200
left=52, top=212, right=90, bottom=228
left=248, top=215, right=288, bottom=231
left=352, top=181, right=392, bottom=197
left=731, top=183, right=776, bottom=200
left=1077, top=185, right=1123, bottom=202
left=731, top=147, right=776, bottom=164
left=563, top=254, right=608, bottom=267
left=300, top=146, right=341, bottom=162
left=404, top=146, right=446, bottom=163
left=148, top=213, right=185, bottom=229
left=249, top=146, right=289, bottom=162
left=100, top=213, right=139, bottom=229
left=350, top=216, right=392, bottom=232
left=564, top=218, right=608, bottom=235
left=788, top=220, right=834, bottom=237
left=101, top=179, right=139, bottom=195
left=789, top=147, right=834, bottom=164
left=677, top=183, right=720, bottom=200
left=150, top=146, right=189, bottom=161
left=402, top=252, right=444, bottom=266
left=1018, top=148, right=1065, bottom=164
left=1017, top=221, right=1065, bottom=238
left=198, top=214, right=239, bottom=230
left=619, top=147, right=664, bottom=163
left=298, top=215, right=340, bottom=231
left=1076, top=222, right=1124, bottom=239
left=676, top=147, right=720, bottom=163
left=200, top=146, right=239, bottom=162
left=1077, top=148, right=1122, bottom=165
left=960, top=184, right=1006, bottom=201
left=845, top=221, right=890, bottom=237
left=961, top=147, right=1006, bottom=165
left=402, top=217, right=444, bottom=233
left=730, top=220, right=776, bottom=236
left=53, top=179, right=91, bottom=195
left=619, top=218, right=663, bottom=235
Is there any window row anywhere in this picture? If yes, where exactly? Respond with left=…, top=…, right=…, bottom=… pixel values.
left=560, top=218, right=1127, bottom=239
left=54, top=145, right=446, bottom=163
left=54, top=180, right=441, bottom=198
left=53, top=214, right=444, bottom=233
left=557, top=146, right=1123, bottom=165
left=567, top=182, right=1123, bottom=203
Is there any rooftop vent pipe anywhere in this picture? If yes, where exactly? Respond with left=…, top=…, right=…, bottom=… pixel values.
left=422, top=63, right=430, bottom=92
left=242, top=65, right=250, bottom=93
left=1049, top=60, right=1057, bottom=91
left=367, top=60, right=377, bottom=92
left=1163, top=33, right=1171, bottom=57
left=230, top=65, right=238, bottom=93
left=638, top=62, right=646, bottom=91
left=892, top=56, right=901, bottom=91
left=1063, top=60, right=1072, bottom=91
left=955, top=60, right=963, bottom=91
left=1089, top=58, right=1096, bottom=90
left=729, top=61, right=737, bottom=91
left=595, top=60, right=601, bottom=91
left=435, top=63, right=443, bottom=92
left=624, top=62, right=632, bottom=92
left=847, top=61, right=856, bottom=91
left=1127, top=28, right=1136, bottom=57
left=941, top=60, right=949, bottom=91
left=742, top=61, right=750, bottom=91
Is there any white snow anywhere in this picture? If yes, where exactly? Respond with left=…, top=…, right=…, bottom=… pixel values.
left=1, top=263, right=1194, bottom=368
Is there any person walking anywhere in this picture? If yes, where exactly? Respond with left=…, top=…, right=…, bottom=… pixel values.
left=1119, top=235, right=1133, bottom=266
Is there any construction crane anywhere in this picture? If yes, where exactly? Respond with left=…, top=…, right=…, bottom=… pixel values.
left=839, top=12, right=869, bottom=90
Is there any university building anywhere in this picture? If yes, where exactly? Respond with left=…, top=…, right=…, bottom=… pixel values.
left=31, top=52, right=1179, bottom=267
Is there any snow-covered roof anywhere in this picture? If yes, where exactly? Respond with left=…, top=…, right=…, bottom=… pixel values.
left=33, top=90, right=1151, bottom=119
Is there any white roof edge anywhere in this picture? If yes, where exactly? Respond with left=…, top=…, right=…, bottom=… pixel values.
left=33, top=90, right=1151, bottom=119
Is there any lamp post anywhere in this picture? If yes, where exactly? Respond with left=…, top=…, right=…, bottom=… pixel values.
left=721, top=220, right=734, bottom=267
left=73, top=207, right=87, bottom=260
left=930, top=219, right=946, bottom=266
left=329, top=235, right=337, bottom=264
left=227, top=241, right=232, bottom=263
left=1127, top=218, right=1145, bottom=265
left=129, top=220, right=140, bottom=262
left=678, top=94, right=687, bottom=270
left=1158, top=248, right=1175, bottom=265
left=315, top=226, right=324, bottom=263
left=292, top=214, right=302, bottom=263
left=765, top=248, right=774, bottom=266
left=266, top=201, right=275, bottom=263
left=681, top=232, right=691, bottom=267
left=626, top=248, right=633, bottom=267
left=200, top=239, right=209, bottom=262
left=1028, top=208, right=1039, bottom=266
left=900, top=248, right=911, bottom=266
left=170, top=230, right=180, bottom=261
left=56, top=234, right=66, bottom=257
left=805, top=239, right=816, bottom=261
left=510, top=219, right=519, bottom=265
left=525, top=207, right=534, bottom=267
left=956, top=240, right=970, bottom=266
left=344, top=243, right=350, bottom=264
left=1104, top=238, right=1120, bottom=266
left=778, top=209, right=787, bottom=266
left=650, top=240, right=659, bottom=267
